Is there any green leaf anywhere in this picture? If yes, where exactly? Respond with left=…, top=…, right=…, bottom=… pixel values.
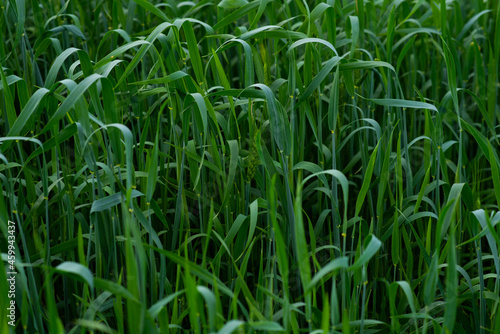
left=218, top=320, right=245, bottom=334
left=367, top=98, right=438, bottom=112
left=197, top=286, right=217, bottom=332
left=213, top=1, right=260, bottom=31
left=397, top=35, right=417, bottom=72
left=221, top=140, right=239, bottom=207
left=218, top=0, right=249, bottom=9
left=349, top=235, right=382, bottom=270
left=115, top=22, right=174, bottom=87
left=307, top=257, right=348, bottom=291
left=91, top=190, right=144, bottom=213
left=287, top=38, right=338, bottom=56
left=94, top=278, right=139, bottom=302
left=250, top=321, right=285, bottom=331
left=340, top=60, right=395, bottom=72
left=5, top=87, right=49, bottom=139
left=250, top=83, right=291, bottom=155
left=55, top=262, right=94, bottom=290
left=130, top=71, right=189, bottom=86
left=41, top=73, right=104, bottom=134
left=44, top=47, right=80, bottom=88
left=0, top=65, right=17, bottom=129
left=296, top=56, right=341, bottom=107
left=131, top=0, right=169, bottom=21
left=355, top=140, right=379, bottom=217
left=148, top=290, right=185, bottom=319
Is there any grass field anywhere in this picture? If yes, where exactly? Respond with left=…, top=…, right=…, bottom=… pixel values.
left=1, top=0, right=500, bottom=333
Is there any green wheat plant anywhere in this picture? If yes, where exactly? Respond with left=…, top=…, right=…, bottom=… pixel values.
left=1, top=0, right=499, bottom=333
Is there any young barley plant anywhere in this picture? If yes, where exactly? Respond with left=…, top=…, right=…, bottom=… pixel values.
left=1, top=0, right=499, bottom=333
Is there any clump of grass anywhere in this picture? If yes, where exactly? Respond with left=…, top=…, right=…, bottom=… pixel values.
left=1, top=0, right=500, bottom=333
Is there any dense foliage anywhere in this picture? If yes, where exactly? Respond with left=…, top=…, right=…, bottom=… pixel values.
left=1, top=0, right=500, bottom=333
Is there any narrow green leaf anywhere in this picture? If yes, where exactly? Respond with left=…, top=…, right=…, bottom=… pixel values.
left=349, top=235, right=382, bottom=270
left=355, top=140, right=380, bottom=217
left=55, top=262, right=94, bottom=290
left=131, top=0, right=169, bottom=21
left=367, top=98, right=438, bottom=112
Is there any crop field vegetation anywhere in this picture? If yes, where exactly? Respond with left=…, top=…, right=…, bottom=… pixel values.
left=0, top=0, right=500, bottom=333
